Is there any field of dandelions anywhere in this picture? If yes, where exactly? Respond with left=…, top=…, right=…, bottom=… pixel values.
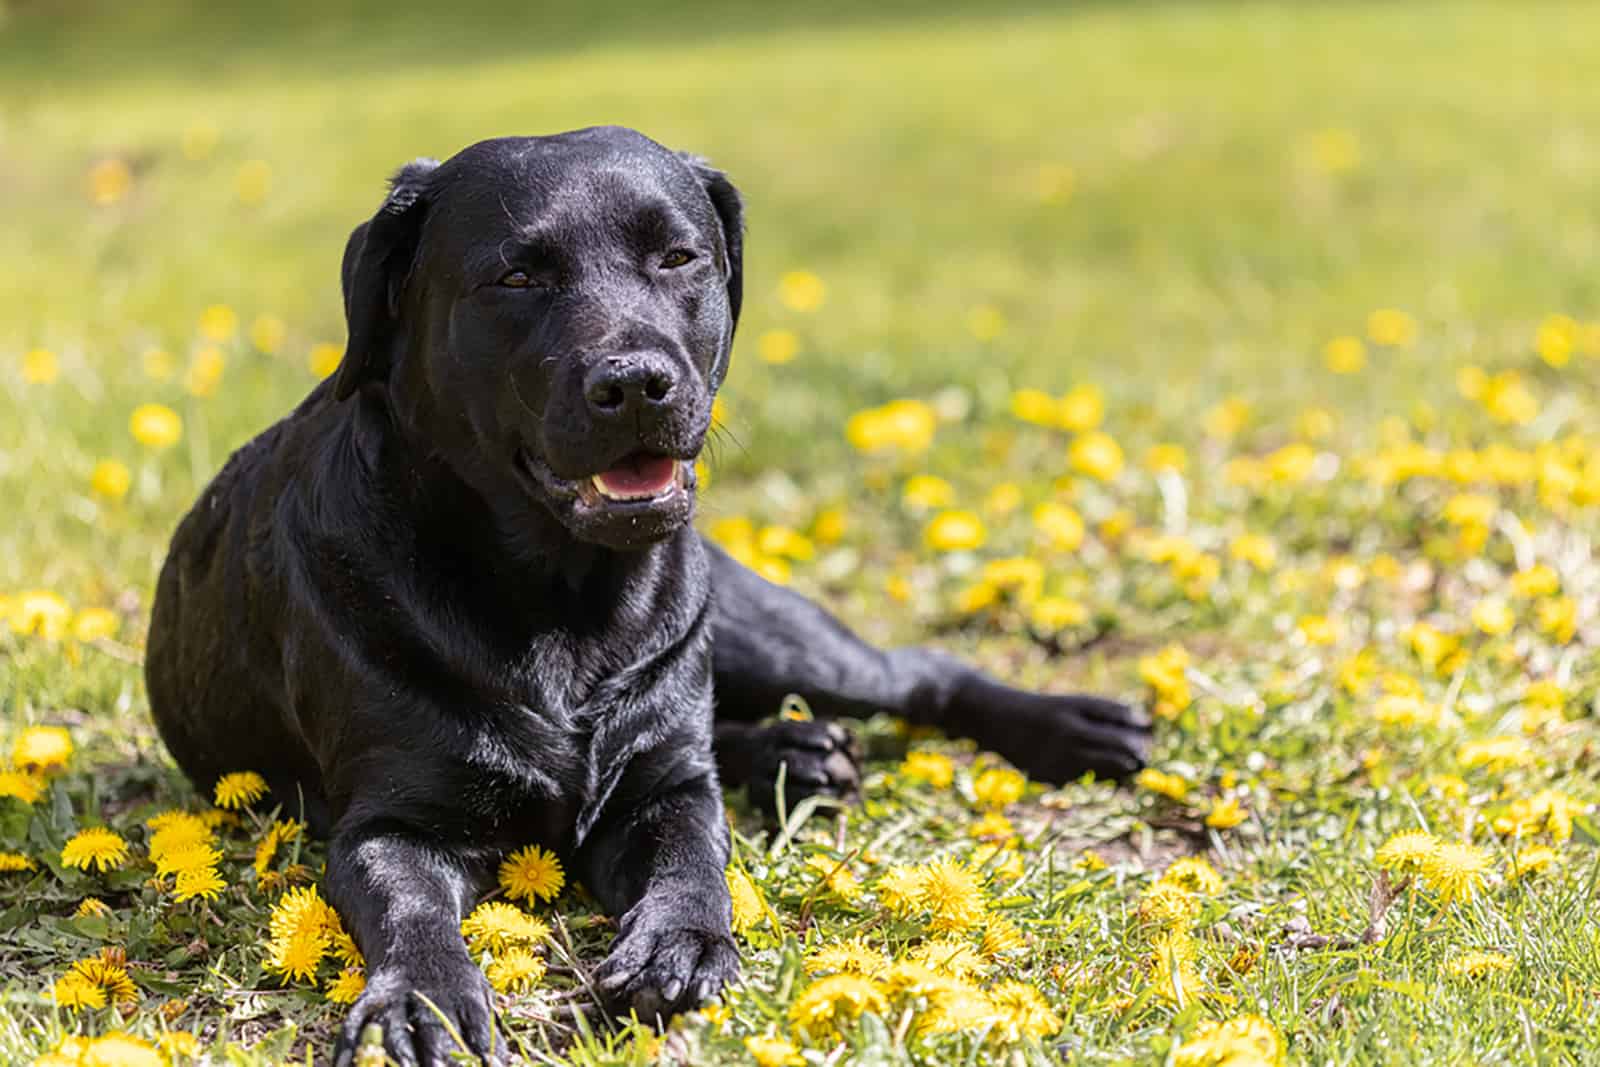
left=5, top=2, right=1600, bottom=1065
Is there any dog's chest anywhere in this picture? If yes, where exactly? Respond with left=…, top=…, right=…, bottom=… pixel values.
left=454, top=655, right=656, bottom=850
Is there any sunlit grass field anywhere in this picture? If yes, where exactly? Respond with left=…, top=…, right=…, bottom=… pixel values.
left=4, top=1, right=1600, bottom=1063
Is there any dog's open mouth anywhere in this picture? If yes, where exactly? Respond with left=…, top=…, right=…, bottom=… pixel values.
left=582, top=452, right=682, bottom=504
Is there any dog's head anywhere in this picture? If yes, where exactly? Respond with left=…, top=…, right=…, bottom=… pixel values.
left=334, top=127, right=743, bottom=551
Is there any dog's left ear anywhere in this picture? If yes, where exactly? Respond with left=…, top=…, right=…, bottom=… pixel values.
left=333, top=158, right=440, bottom=402
left=679, top=154, right=744, bottom=335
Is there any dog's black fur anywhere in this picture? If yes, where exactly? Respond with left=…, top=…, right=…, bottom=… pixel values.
left=145, top=126, right=1151, bottom=1066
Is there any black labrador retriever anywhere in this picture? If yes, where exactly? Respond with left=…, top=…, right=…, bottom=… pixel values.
left=145, top=126, right=1150, bottom=1066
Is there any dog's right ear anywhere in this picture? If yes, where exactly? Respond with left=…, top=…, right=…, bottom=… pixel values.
left=333, top=158, right=440, bottom=402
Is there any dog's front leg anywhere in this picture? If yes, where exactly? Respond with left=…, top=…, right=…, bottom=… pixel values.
left=576, top=770, right=738, bottom=1022
left=326, top=826, right=498, bottom=1067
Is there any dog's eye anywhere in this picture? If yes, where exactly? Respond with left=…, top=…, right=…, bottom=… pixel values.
left=659, top=249, right=695, bottom=269
left=498, top=270, right=534, bottom=288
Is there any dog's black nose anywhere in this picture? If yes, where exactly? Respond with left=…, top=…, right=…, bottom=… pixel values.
left=584, top=354, right=678, bottom=417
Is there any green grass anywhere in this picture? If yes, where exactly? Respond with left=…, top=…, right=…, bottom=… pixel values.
left=4, top=0, right=1600, bottom=1063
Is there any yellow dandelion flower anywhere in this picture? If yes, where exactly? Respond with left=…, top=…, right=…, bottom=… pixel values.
left=10, top=591, right=72, bottom=640
left=1444, top=950, right=1514, bottom=981
left=1057, top=384, right=1104, bottom=432
left=499, top=843, right=564, bottom=903
left=987, top=981, right=1061, bottom=1044
left=1509, top=845, right=1560, bottom=882
left=308, top=341, right=344, bottom=379
left=981, top=914, right=1025, bottom=957
left=1206, top=796, right=1247, bottom=829
left=1510, top=565, right=1560, bottom=599
left=129, top=403, right=183, bottom=450
left=745, top=1033, right=803, bottom=1067
left=845, top=398, right=936, bottom=454
left=1068, top=430, right=1124, bottom=481
left=62, top=828, right=130, bottom=872
left=777, top=270, right=826, bottom=313
left=969, top=811, right=1014, bottom=841
left=901, top=474, right=956, bottom=511
left=1161, top=857, right=1225, bottom=897
left=86, top=158, right=133, bottom=205
left=213, top=771, right=268, bottom=809
left=757, top=525, right=814, bottom=562
left=325, top=967, right=367, bottom=1005
left=1138, top=882, right=1201, bottom=929
left=1296, top=614, right=1340, bottom=646
left=804, top=936, right=889, bottom=978
left=0, top=851, right=37, bottom=873
left=1493, top=789, right=1581, bottom=842
left=1032, top=501, right=1086, bottom=552
left=80, top=1034, right=165, bottom=1067
left=266, top=926, right=329, bottom=983
left=157, top=1030, right=203, bottom=1060
left=485, top=947, right=546, bottom=994
left=1136, top=768, right=1189, bottom=802
left=174, top=866, right=226, bottom=903
left=810, top=505, right=848, bottom=544
left=1229, top=533, right=1277, bottom=571
left=1367, top=308, right=1417, bottom=348
left=876, top=865, right=925, bottom=917
left=1323, top=335, right=1366, bottom=374
left=1374, top=830, right=1439, bottom=874
left=1174, top=1014, right=1283, bottom=1067
left=805, top=854, right=861, bottom=901
left=1457, top=736, right=1532, bottom=775
left=154, top=842, right=222, bottom=879
left=73, top=607, right=120, bottom=642
left=788, top=973, right=888, bottom=1042
left=67, top=951, right=140, bottom=1005
left=917, top=858, right=988, bottom=933
left=1419, top=841, right=1493, bottom=906
left=0, top=769, right=45, bottom=805
left=249, top=314, right=287, bottom=355
left=75, top=897, right=112, bottom=919
left=236, top=160, right=273, bottom=204
left=1029, top=595, right=1089, bottom=631
left=12, top=726, right=72, bottom=773
left=52, top=972, right=107, bottom=1010
left=908, top=936, right=987, bottom=979
left=253, top=818, right=305, bottom=878
left=1471, top=598, right=1515, bottom=636
left=972, top=767, right=1025, bottom=809
left=727, top=867, right=766, bottom=936
left=916, top=982, right=1001, bottom=1036
left=901, top=751, right=955, bottom=789
left=924, top=510, right=987, bottom=553
left=756, top=328, right=800, bottom=365
left=154, top=1030, right=201, bottom=1062
left=460, top=900, right=550, bottom=954
left=22, top=347, right=60, bottom=385
left=1011, top=388, right=1059, bottom=426
left=1145, top=929, right=1200, bottom=1005
left=1536, top=597, right=1577, bottom=643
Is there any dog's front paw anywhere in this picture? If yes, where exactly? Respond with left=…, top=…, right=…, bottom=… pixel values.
left=595, top=910, right=739, bottom=1022
left=1014, top=693, right=1152, bottom=784
left=334, top=956, right=500, bottom=1067
left=747, top=719, right=861, bottom=814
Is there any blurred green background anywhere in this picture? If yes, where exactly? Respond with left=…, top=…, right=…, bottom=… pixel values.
left=1, top=0, right=1597, bottom=591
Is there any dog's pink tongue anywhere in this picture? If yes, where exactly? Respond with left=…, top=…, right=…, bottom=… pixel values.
left=595, top=453, right=677, bottom=497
